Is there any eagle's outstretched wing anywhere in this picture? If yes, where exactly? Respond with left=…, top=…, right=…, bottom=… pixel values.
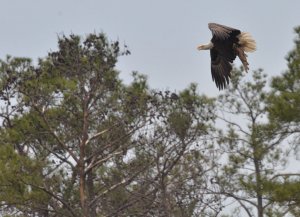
left=210, top=47, right=233, bottom=90
left=208, top=23, right=240, bottom=40
left=208, top=23, right=244, bottom=90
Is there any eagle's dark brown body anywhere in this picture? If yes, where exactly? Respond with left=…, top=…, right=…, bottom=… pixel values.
left=198, top=23, right=256, bottom=90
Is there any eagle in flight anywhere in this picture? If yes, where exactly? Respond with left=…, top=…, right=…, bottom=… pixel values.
left=197, top=23, right=256, bottom=90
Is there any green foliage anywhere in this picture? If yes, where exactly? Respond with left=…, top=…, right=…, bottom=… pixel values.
left=216, top=67, right=297, bottom=217
left=168, top=111, right=192, bottom=140
left=1, top=25, right=300, bottom=217
left=0, top=144, right=48, bottom=212
left=265, top=179, right=300, bottom=203
left=264, top=26, right=300, bottom=217
left=0, top=32, right=219, bottom=217
left=268, top=27, right=300, bottom=124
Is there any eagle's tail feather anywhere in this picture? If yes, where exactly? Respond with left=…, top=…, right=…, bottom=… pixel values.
left=238, top=32, right=256, bottom=53
left=235, top=47, right=249, bottom=72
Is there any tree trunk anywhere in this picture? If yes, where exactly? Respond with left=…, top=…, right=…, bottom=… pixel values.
left=87, top=165, right=96, bottom=217
left=254, top=154, right=263, bottom=217
left=80, top=103, right=89, bottom=217
left=79, top=154, right=88, bottom=217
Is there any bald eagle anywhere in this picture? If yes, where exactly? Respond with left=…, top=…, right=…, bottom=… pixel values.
left=197, top=23, right=256, bottom=90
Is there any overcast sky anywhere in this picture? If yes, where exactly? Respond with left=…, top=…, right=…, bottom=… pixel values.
left=1, top=1, right=300, bottom=215
left=1, top=0, right=300, bottom=96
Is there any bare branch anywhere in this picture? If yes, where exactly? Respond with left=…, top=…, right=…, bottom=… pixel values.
left=85, top=128, right=110, bottom=145
left=33, top=105, right=79, bottom=163
left=89, top=159, right=155, bottom=207
left=270, top=173, right=300, bottom=180
left=85, top=151, right=123, bottom=174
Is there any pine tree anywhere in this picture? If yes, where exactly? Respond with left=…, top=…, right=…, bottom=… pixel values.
left=267, top=26, right=300, bottom=216
left=0, top=33, right=220, bottom=217
left=216, top=68, right=291, bottom=217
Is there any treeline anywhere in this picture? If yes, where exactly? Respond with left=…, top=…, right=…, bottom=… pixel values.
left=0, top=27, right=300, bottom=217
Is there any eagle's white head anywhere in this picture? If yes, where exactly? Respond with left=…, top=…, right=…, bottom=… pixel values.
left=197, top=41, right=213, bottom=50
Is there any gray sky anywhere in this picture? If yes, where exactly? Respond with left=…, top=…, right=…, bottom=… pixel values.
left=1, top=1, right=300, bottom=215
left=1, top=0, right=300, bottom=96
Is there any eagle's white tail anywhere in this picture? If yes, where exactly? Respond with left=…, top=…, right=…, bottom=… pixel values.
left=238, top=32, right=256, bottom=52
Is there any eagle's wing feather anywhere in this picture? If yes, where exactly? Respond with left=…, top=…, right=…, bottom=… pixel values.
left=210, top=47, right=233, bottom=90
left=208, top=23, right=240, bottom=40
left=235, top=45, right=249, bottom=72
left=208, top=23, right=243, bottom=89
left=203, top=23, right=253, bottom=89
